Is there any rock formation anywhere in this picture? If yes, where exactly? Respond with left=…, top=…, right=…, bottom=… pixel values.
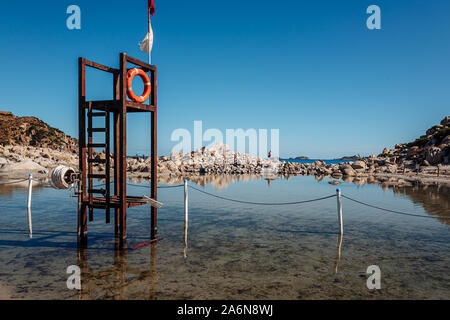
left=0, top=112, right=449, bottom=185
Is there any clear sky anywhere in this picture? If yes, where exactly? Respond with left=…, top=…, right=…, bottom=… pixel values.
left=0, top=0, right=449, bottom=158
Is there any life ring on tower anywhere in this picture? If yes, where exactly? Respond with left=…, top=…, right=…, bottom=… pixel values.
left=126, top=68, right=151, bottom=103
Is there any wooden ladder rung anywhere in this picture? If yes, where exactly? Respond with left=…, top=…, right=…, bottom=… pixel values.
left=88, top=158, right=107, bottom=164
left=87, top=143, right=106, bottom=148
left=88, top=188, right=106, bottom=194
left=88, top=174, right=107, bottom=179
left=88, top=203, right=107, bottom=209
left=88, top=112, right=107, bottom=117
left=88, top=128, right=107, bottom=133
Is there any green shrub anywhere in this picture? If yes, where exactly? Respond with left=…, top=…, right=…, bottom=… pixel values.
left=435, top=127, right=450, bottom=144
left=408, top=137, right=428, bottom=148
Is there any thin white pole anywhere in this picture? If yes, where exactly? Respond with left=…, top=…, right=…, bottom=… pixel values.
left=27, top=173, right=33, bottom=238
left=148, top=4, right=151, bottom=65
left=183, top=179, right=188, bottom=258
left=336, top=188, right=343, bottom=234
left=148, top=22, right=151, bottom=65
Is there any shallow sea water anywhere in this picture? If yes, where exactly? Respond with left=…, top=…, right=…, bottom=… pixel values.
left=0, top=175, right=449, bottom=299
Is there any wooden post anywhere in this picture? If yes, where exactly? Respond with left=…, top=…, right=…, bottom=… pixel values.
left=105, top=109, right=111, bottom=224
left=119, top=53, right=128, bottom=243
left=336, top=189, right=343, bottom=234
left=150, top=67, right=158, bottom=241
left=78, top=57, right=87, bottom=244
left=27, top=173, right=33, bottom=238
left=113, top=72, right=120, bottom=237
left=87, top=102, right=93, bottom=222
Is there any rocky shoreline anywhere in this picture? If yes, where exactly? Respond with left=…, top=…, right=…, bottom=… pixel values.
left=1, top=142, right=449, bottom=187
left=1, top=116, right=449, bottom=187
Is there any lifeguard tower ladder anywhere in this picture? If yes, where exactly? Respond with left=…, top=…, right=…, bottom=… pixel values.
left=77, top=53, right=158, bottom=247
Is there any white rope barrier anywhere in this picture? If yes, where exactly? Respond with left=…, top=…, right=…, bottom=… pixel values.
left=188, top=184, right=337, bottom=206
left=341, top=195, right=450, bottom=219
left=0, top=178, right=29, bottom=185
left=1, top=176, right=449, bottom=241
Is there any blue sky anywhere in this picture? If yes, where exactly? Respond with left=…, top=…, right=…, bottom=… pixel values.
left=0, top=0, right=449, bottom=158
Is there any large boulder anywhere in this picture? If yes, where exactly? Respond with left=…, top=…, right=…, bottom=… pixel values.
left=0, top=159, right=46, bottom=172
left=425, top=146, right=442, bottom=165
left=342, top=167, right=356, bottom=176
left=166, top=161, right=179, bottom=172
left=351, top=160, right=366, bottom=170
left=386, top=164, right=398, bottom=173
left=407, top=146, right=420, bottom=157
left=314, top=160, right=325, bottom=167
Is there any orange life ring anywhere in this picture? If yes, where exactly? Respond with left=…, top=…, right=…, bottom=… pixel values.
left=126, top=68, right=151, bottom=103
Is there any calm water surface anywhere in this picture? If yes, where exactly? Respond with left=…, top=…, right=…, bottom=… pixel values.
left=0, top=175, right=449, bottom=299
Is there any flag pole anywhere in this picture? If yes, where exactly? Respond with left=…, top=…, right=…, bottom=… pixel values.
left=148, top=1, right=151, bottom=65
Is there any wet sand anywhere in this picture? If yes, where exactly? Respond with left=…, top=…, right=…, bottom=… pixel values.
left=0, top=283, right=12, bottom=300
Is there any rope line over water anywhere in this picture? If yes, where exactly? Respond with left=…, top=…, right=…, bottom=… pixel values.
left=0, top=178, right=29, bottom=185
left=188, top=185, right=336, bottom=205
left=158, top=184, right=184, bottom=189
left=126, top=183, right=184, bottom=189
left=341, top=195, right=450, bottom=219
left=2, top=178, right=449, bottom=220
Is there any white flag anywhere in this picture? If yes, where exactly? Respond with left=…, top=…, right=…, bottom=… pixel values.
left=139, top=22, right=153, bottom=63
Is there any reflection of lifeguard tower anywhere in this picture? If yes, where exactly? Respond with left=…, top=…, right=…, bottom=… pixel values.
left=77, top=53, right=159, bottom=247
left=77, top=244, right=157, bottom=299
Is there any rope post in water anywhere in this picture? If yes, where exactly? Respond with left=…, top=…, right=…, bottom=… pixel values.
left=336, top=189, right=343, bottom=234
left=27, top=173, right=33, bottom=238
left=183, top=179, right=189, bottom=258
left=184, top=180, right=189, bottom=220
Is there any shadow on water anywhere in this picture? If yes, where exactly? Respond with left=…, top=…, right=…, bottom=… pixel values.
left=0, top=229, right=124, bottom=250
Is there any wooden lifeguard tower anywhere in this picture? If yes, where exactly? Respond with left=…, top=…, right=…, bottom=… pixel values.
left=77, top=53, right=158, bottom=247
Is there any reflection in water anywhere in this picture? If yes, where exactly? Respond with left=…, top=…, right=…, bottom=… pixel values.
left=152, top=174, right=450, bottom=226
left=1, top=173, right=449, bottom=299
left=390, top=185, right=450, bottom=225
left=183, top=207, right=188, bottom=260
left=2, top=174, right=449, bottom=226
left=333, top=233, right=343, bottom=274
left=77, top=243, right=157, bottom=300
left=26, top=207, right=32, bottom=239
left=130, top=174, right=267, bottom=190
